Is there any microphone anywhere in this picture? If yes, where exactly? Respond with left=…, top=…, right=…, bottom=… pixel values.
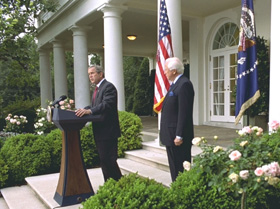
left=51, top=95, right=67, bottom=107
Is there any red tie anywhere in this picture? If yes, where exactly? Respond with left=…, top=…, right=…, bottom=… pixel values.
left=92, top=86, right=98, bottom=104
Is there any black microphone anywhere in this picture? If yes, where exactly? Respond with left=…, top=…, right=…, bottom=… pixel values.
left=52, top=95, right=67, bottom=107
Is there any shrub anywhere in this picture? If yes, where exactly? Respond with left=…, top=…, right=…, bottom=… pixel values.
left=82, top=173, right=176, bottom=209
left=44, top=129, right=62, bottom=173
left=170, top=167, right=238, bottom=209
left=0, top=134, right=51, bottom=186
left=0, top=111, right=143, bottom=188
left=118, top=111, right=142, bottom=157
left=80, top=124, right=99, bottom=168
left=188, top=123, right=280, bottom=209
left=0, top=118, right=5, bottom=131
left=132, top=58, right=153, bottom=116
left=3, top=98, right=40, bottom=133
left=12, top=109, right=37, bottom=133
left=34, top=107, right=56, bottom=135
left=0, top=156, right=8, bottom=188
left=3, top=114, right=28, bottom=134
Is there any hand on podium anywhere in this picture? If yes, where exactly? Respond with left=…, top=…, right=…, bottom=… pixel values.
left=75, top=108, right=92, bottom=117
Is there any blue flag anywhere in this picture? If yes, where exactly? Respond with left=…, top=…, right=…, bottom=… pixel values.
left=235, top=0, right=260, bottom=124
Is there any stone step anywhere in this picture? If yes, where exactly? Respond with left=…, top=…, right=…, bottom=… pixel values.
left=142, top=140, right=203, bottom=157
left=124, top=148, right=170, bottom=172
left=1, top=185, right=48, bottom=209
left=142, top=140, right=166, bottom=155
left=141, top=131, right=158, bottom=142
left=25, top=168, right=105, bottom=209
left=117, top=158, right=172, bottom=187
left=0, top=197, right=9, bottom=209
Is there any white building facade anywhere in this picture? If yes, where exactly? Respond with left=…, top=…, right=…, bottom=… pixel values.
left=37, top=0, right=279, bottom=128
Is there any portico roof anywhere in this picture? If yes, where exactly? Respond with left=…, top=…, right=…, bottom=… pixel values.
left=36, top=0, right=240, bottom=57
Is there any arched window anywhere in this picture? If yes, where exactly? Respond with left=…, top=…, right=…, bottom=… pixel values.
left=210, top=22, right=239, bottom=123
left=212, top=22, right=239, bottom=50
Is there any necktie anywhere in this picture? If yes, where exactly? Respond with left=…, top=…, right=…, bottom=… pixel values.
left=92, top=86, right=98, bottom=104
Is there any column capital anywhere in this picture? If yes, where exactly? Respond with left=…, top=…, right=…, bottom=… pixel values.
left=97, top=3, right=127, bottom=17
left=69, top=25, right=92, bottom=36
left=37, top=47, right=51, bottom=54
left=49, top=38, right=65, bottom=48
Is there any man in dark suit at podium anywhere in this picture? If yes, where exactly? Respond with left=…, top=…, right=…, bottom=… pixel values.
left=75, top=65, right=122, bottom=182
left=160, top=57, right=195, bottom=182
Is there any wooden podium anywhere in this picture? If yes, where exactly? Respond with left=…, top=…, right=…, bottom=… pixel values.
left=51, top=108, right=103, bottom=206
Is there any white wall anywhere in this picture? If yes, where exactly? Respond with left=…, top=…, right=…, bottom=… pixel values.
left=199, top=0, right=271, bottom=125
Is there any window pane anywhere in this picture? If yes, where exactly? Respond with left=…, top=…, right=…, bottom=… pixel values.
left=212, top=23, right=239, bottom=50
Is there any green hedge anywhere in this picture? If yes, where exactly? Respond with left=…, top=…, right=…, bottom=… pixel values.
left=80, top=124, right=100, bottom=168
left=170, top=168, right=238, bottom=209
left=0, top=134, right=51, bottom=186
left=82, top=173, right=176, bottom=209
left=118, top=111, right=142, bottom=157
left=0, top=111, right=143, bottom=188
left=82, top=166, right=280, bottom=209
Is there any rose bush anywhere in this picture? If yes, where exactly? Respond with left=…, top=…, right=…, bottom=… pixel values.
left=4, top=114, right=28, bottom=134
left=59, top=98, right=75, bottom=110
left=34, top=108, right=56, bottom=135
left=183, top=120, right=280, bottom=208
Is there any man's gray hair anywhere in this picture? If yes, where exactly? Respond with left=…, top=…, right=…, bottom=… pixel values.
left=89, top=64, right=104, bottom=74
left=165, top=57, right=184, bottom=74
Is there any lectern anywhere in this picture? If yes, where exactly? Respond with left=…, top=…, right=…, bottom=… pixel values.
left=51, top=108, right=103, bottom=206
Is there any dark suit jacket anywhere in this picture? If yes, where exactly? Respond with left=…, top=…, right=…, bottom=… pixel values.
left=160, top=75, right=194, bottom=147
left=85, top=79, right=121, bottom=141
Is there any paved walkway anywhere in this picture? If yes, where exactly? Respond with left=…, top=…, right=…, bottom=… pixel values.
left=140, top=116, right=239, bottom=148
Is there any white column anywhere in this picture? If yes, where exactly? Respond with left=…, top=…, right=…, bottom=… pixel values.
left=38, top=49, right=52, bottom=108
left=269, top=0, right=280, bottom=124
left=52, top=40, right=68, bottom=99
left=71, top=26, right=90, bottom=108
left=166, top=0, right=183, bottom=60
left=148, top=57, right=155, bottom=75
left=98, top=4, right=126, bottom=111
left=189, top=18, right=204, bottom=125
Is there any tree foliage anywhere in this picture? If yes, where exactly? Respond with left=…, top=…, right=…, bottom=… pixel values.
left=132, top=58, right=153, bottom=115
left=123, top=56, right=145, bottom=112
left=248, top=36, right=270, bottom=117
left=0, top=0, right=58, bottom=60
left=0, top=0, right=58, bottom=123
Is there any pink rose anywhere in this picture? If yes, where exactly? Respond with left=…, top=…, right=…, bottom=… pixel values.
left=268, top=162, right=280, bottom=177
left=239, top=170, right=249, bottom=180
left=242, top=126, right=252, bottom=134
left=59, top=101, right=65, bottom=105
left=229, top=150, right=242, bottom=161
left=269, top=120, right=280, bottom=131
left=254, top=167, right=264, bottom=176
left=261, top=165, right=270, bottom=176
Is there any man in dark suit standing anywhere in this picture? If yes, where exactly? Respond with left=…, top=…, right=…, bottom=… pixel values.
left=75, top=65, right=122, bottom=182
left=160, top=57, right=195, bottom=182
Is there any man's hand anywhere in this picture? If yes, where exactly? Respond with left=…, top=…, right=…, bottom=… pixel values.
left=75, top=109, right=91, bottom=117
left=174, top=137, right=183, bottom=146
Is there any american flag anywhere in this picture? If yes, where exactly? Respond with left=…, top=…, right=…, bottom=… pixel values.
left=235, top=0, right=260, bottom=124
left=153, top=0, right=173, bottom=113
